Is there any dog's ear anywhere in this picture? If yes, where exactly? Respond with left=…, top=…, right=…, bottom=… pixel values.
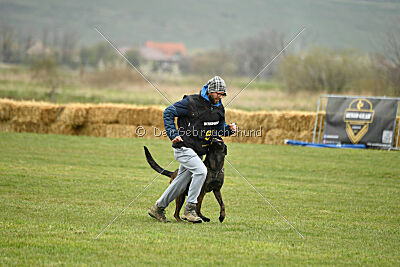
left=224, top=144, right=227, bottom=155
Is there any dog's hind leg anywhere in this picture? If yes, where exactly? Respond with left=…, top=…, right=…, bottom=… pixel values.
left=196, top=190, right=210, bottom=222
left=174, top=194, right=185, bottom=222
left=213, top=190, right=225, bottom=223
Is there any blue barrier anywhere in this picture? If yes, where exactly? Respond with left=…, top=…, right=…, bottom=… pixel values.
left=284, top=139, right=366, bottom=149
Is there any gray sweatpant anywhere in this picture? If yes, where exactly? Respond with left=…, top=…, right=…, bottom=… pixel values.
left=156, top=147, right=207, bottom=210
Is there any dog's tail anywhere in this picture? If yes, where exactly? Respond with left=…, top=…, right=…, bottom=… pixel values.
left=143, top=146, right=175, bottom=178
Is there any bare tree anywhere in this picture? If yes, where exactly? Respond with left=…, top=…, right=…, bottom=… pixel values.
left=374, top=21, right=400, bottom=96
left=30, top=57, right=62, bottom=103
left=0, top=23, right=16, bottom=62
left=24, top=34, right=33, bottom=52
left=231, top=30, right=285, bottom=78
left=41, top=28, right=49, bottom=52
left=60, top=30, right=78, bottom=66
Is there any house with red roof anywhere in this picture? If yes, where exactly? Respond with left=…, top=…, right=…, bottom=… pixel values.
left=139, top=41, right=186, bottom=74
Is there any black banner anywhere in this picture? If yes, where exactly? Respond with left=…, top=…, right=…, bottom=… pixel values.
left=323, top=97, right=398, bottom=148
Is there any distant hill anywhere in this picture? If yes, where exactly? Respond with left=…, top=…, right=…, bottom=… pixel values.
left=1, top=0, right=399, bottom=52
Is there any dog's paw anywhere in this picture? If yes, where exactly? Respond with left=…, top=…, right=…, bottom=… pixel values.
left=219, top=216, right=225, bottom=223
left=201, top=216, right=211, bottom=222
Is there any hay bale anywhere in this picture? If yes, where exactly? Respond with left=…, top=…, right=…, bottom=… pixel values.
left=151, top=125, right=170, bottom=140
left=0, top=121, right=11, bottom=132
left=144, top=107, right=164, bottom=127
left=80, top=123, right=107, bottom=137
left=226, top=109, right=251, bottom=127
left=87, top=104, right=121, bottom=124
left=101, top=124, right=159, bottom=139
left=1, top=99, right=59, bottom=134
left=264, top=129, right=283, bottom=145
left=297, top=130, right=314, bottom=142
left=11, top=121, right=43, bottom=133
left=298, top=113, right=313, bottom=131
left=1, top=98, right=60, bottom=124
left=48, top=122, right=77, bottom=135
left=286, top=112, right=303, bottom=132
left=251, top=112, right=270, bottom=131
left=117, top=107, right=141, bottom=125
left=115, top=105, right=162, bottom=127
left=226, top=124, right=264, bottom=144
left=276, top=112, right=304, bottom=132
left=133, top=107, right=151, bottom=125
left=275, top=112, right=290, bottom=131
left=139, top=125, right=157, bottom=139
left=11, top=102, right=42, bottom=123
left=262, top=129, right=303, bottom=145
left=60, top=105, right=88, bottom=127
left=244, top=112, right=262, bottom=130
left=105, top=124, right=137, bottom=138
left=257, top=111, right=317, bottom=133
left=259, top=112, right=279, bottom=131
left=40, top=106, right=59, bottom=125
left=0, top=98, right=14, bottom=121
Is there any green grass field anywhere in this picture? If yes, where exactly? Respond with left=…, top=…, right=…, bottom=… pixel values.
left=0, top=132, right=399, bottom=265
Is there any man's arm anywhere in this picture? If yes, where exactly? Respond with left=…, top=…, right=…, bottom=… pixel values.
left=163, top=97, right=189, bottom=141
left=216, top=120, right=235, bottom=136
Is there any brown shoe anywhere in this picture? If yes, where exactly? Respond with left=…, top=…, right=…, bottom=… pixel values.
left=182, top=204, right=202, bottom=223
left=148, top=203, right=170, bottom=223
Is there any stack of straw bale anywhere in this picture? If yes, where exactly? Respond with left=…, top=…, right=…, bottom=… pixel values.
left=224, top=109, right=320, bottom=144
left=0, top=99, right=169, bottom=140
left=1, top=98, right=398, bottom=146
left=0, top=98, right=61, bottom=134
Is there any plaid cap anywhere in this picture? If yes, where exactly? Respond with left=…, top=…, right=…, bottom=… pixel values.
left=207, top=76, right=226, bottom=95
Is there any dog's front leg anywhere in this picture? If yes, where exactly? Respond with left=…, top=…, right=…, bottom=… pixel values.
left=196, top=190, right=210, bottom=222
left=213, top=190, right=225, bottom=223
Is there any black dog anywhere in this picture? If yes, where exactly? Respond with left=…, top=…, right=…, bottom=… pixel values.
left=144, top=138, right=227, bottom=222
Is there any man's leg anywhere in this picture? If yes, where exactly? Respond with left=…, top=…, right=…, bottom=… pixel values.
left=156, top=164, right=191, bottom=208
left=174, top=148, right=207, bottom=223
left=183, top=157, right=207, bottom=208
left=149, top=147, right=207, bottom=223
left=149, top=163, right=191, bottom=223
left=157, top=147, right=206, bottom=208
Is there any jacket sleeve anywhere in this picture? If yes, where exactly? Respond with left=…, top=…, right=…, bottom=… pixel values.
left=163, top=97, right=189, bottom=140
left=216, top=120, right=234, bottom=136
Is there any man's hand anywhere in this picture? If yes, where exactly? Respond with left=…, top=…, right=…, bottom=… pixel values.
left=229, top=123, right=237, bottom=133
left=172, top=136, right=183, bottom=143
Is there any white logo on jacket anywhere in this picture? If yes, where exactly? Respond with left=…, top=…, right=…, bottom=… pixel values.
left=204, top=121, right=219, bottom=126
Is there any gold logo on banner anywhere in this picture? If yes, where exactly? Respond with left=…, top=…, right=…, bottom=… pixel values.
left=343, top=99, right=375, bottom=144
